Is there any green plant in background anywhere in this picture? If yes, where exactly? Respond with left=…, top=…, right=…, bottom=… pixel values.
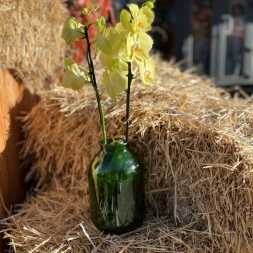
left=61, top=0, right=157, bottom=145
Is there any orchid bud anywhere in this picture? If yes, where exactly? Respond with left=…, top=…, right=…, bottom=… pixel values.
left=144, top=1, right=154, bottom=9
left=82, top=8, right=88, bottom=15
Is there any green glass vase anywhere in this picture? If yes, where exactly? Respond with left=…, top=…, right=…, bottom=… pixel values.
left=88, top=139, right=145, bottom=234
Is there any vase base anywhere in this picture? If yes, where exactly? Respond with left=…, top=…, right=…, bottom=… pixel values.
left=93, top=220, right=144, bottom=235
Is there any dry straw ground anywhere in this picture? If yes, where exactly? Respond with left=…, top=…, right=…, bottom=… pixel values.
left=1, top=57, right=253, bottom=252
left=0, top=0, right=68, bottom=91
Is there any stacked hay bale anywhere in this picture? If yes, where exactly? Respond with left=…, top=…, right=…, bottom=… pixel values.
left=0, top=0, right=68, bottom=90
left=2, top=57, right=253, bottom=252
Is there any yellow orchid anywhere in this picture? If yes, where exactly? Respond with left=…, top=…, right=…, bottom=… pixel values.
left=125, top=4, right=154, bottom=33
left=61, top=1, right=157, bottom=145
left=127, top=31, right=153, bottom=61
left=119, top=9, right=135, bottom=35
left=139, top=57, right=158, bottom=86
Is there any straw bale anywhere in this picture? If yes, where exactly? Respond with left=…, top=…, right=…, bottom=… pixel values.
left=0, top=0, right=68, bottom=90
left=2, top=57, right=253, bottom=252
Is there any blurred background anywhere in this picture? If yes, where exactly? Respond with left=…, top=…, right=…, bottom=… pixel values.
left=67, top=0, right=253, bottom=94
left=171, top=0, right=253, bottom=95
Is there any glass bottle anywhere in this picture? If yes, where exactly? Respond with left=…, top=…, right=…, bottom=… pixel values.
left=88, top=139, right=145, bottom=234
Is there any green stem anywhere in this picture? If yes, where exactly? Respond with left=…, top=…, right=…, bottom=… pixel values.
left=84, top=26, right=107, bottom=144
left=125, top=62, right=133, bottom=143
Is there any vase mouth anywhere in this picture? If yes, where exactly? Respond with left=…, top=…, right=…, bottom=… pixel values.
left=100, top=138, right=127, bottom=147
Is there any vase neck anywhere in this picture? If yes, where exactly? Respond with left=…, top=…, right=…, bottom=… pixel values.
left=101, top=139, right=128, bottom=152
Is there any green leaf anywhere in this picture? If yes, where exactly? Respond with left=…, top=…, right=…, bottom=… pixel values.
left=62, top=26, right=77, bottom=45
left=111, top=72, right=127, bottom=94
left=64, top=58, right=80, bottom=75
left=105, top=28, right=121, bottom=48
left=62, top=71, right=73, bottom=89
left=67, top=17, right=79, bottom=29
left=96, top=37, right=113, bottom=55
left=62, top=17, right=84, bottom=45
left=115, top=23, right=124, bottom=33
left=105, top=86, right=117, bottom=101
left=71, top=75, right=86, bottom=90
left=101, top=71, right=117, bottom=101
left=78, top=67, right=91, bottom=82
left=118, top=43, right=131, bottom=62
left=76, top=26, right=85, bottom=38
left=62, top=58, right=90, bottom=91
left=62, top=71, right=86, bottom=91
left=101, top=70, right=127, bottom=101
left=70, top=62, right=80, bottom=75
left=99, top=53, right=113, bottom=69
left=64, top=58, right=76, bottom=71
left=101, top=69, right=110, bottom=85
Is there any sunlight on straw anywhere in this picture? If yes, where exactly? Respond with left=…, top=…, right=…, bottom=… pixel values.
left=80, top=223, right=96, bottom=249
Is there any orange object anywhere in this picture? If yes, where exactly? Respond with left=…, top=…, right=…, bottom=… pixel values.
left=69, top=0, right=116, bottom=64
left=0, top=69, right=39, bottom=251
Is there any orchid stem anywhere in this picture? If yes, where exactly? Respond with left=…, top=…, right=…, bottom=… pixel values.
left=84, top=26, right=107, bottom=145
left=126, top=62, right=133, bottom=143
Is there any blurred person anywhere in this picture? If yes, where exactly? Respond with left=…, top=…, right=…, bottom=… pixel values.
left=191, top=3, right=212, bottom=74
left=226, top=3, right=245, bottom=75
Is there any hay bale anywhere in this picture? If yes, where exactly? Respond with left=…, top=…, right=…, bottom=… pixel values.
left=2, top=58, right=253, bottom=252
left=0, top=0, right=68, bottom=90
